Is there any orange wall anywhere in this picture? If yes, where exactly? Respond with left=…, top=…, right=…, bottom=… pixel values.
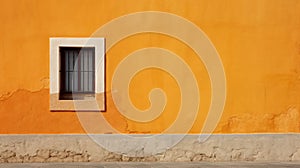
left=1, top=0, right=300, bottom=134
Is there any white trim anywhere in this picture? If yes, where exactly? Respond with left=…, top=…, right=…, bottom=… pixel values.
left=49, top=38, right=105, bottom=111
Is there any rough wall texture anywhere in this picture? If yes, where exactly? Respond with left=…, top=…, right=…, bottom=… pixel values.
left=1, top=134, right=300, bottom=163
left=1, top=0, right=300, bottom=134
left=1, top=89, right=300, bottom=134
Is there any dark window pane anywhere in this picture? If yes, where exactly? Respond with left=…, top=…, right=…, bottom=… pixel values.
left=59, top=47, right=95, bottom=100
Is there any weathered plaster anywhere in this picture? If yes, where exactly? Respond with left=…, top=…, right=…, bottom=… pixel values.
left=1, top=134, right=300, bottom=163
left=216, top=107, right=300, bottom=133
left=1, top=88, right=300, bottom=134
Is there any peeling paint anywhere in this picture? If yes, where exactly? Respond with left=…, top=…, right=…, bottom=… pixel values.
left=216, top=107, right=300, bottom=133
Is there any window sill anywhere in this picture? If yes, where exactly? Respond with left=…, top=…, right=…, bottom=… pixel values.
left=50, top=93, right=105, bottom=112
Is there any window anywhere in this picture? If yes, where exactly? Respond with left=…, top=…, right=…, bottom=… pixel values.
left=50, top=38, right=105, bottom=111
left=59, top=47, right=95, bottom=100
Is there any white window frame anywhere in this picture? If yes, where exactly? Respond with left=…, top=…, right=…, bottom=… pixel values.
left=50, top=37, right=105, bottom=111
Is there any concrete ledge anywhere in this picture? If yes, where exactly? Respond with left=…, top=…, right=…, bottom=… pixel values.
left=2, top=162, right=300, bottom=168
left=0, top=134, right=300, bottom=162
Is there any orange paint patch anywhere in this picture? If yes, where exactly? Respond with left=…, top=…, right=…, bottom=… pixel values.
left=0, top=89, right=85, bottom=133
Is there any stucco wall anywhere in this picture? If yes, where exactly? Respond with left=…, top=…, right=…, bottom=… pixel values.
left=0, top=0, right=300, bottom=134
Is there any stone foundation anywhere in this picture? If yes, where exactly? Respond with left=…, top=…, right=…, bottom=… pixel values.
left=0, top=134, right=300, bottom=163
